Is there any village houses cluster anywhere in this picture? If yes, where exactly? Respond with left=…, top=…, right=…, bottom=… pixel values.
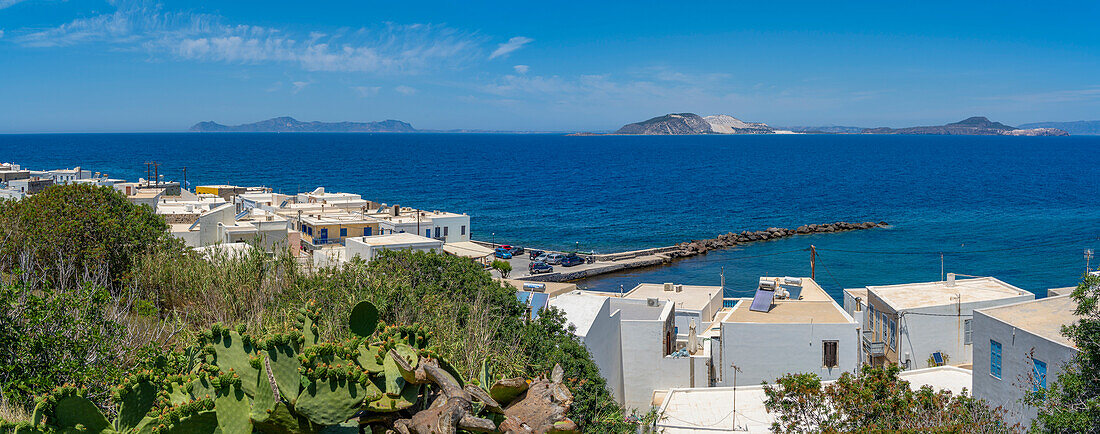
left=0, top=162, right=495, bottom=266
left=2, top=161, right=1088, bottom=432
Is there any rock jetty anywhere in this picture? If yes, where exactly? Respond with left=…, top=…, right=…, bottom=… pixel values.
left=669, top=221, right=888, bottom=257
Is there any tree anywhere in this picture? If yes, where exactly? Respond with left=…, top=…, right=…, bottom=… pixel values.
left=1029, top=274, right=1100, bottom=432
left=763, top=365, right=1015, bottom=433
left=491, top=259, right=512, bottom=278
left=0, top=184, right=173, bottom=291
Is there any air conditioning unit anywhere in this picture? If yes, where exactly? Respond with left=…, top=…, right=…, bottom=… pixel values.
left=647, top=298, right=659, bottom=307
left=675, top=284, right=684, bottom=293
left=663, top=283, right=674, bottom=292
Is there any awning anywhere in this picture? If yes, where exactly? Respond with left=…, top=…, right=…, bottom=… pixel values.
left=442, top=241, right=494, bottom=259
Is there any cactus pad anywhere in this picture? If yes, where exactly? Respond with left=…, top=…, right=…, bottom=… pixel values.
left=294, top=378, right=373, bottom=425
left=214, top=382, right=252, bottom=434
left=347, top=301, right=379, bottom=338
left=52, top=395, right=111, bottom=433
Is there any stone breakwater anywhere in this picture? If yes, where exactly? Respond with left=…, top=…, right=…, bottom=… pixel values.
left=668, top=221, right=889, bottom=257
left=517, top=221, right=887, bottom=282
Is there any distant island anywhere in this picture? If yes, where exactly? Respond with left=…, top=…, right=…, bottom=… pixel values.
left=1018, top=120, right=1100, bottom=135
left=189, top=116, right=416, bottom=133
left=606, top=114, right=1069, bottom=136
left=862, top=116, right=1067, bottom=136
left=612, top=113, right=794, bottom=135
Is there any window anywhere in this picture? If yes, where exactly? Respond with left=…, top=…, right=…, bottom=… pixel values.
left=991, top=340, right=1002, bottom=379
left=318, top=228, right=327, bottom=239
left=340, top=228, right=347, bottom=237
left=435, top=227, right=441, bottom=238
left=425, top=229, right=431, bottom=237
left=881, top=313, right=888, bottom=341
left=869, top=305, right=876, bottom=331
left=964, top=319, right=972, bottom=345
left=889, top=320, right=897, bottom=350
left=444, top=226, right=449, bottom=236
left=363, top=227, right=372, bottom=236
left=823, top=341, right=839, bottom=368
left=1034, top=359, right=1047, bottom=390
left=461, top=225, right=466, bottom=235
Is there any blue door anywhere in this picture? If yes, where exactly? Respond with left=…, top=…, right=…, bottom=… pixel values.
left=364, top=227, right=372, bottom=236
left=319, top=228, right=328, bottom=241
left=426, top=229, right=431, bottom=237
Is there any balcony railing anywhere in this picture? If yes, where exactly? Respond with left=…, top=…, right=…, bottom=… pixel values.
left=863, top=331, right=886, bottom=357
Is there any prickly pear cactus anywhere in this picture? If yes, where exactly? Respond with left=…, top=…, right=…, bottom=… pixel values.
left=16, top=300, right=574, bottom=434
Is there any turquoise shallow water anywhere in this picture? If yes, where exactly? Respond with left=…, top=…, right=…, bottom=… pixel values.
left=1, top=133, right=1097, bottom=299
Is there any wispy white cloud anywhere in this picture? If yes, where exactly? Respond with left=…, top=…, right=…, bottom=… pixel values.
left=394, top=85, right=416, bottom=95
left=489, top=36, right=532, bottom=60
left=13, top=1, right=483, bottom=74
left=513, top=64, right=529, bottom=74
left=292, top=81, right=310, bottom=94
left=0, top=0, right=29, bottom=10
left=352, top=85, right=380, bottom=97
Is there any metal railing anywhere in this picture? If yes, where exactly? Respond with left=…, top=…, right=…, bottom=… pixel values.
left=723, top=298, right=739, bottom=308
left=863, top=330, right=886, bottom=356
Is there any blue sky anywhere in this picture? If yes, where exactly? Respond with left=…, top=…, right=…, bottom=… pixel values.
left=2, top=0, right=1099, bottom=132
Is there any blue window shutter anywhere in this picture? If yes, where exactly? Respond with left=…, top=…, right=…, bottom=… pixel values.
left=991, top=340, right=1002, bottom=378
left=340, top=228, right=347, bottom=237
left=1034, top=359, right=1047, bottom=390
left=364, top=227, right=371, bottom=236
left=426, top=229, right=431, bottom=237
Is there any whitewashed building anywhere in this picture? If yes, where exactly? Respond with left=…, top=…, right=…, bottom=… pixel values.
left=716, top=277, right=859, bottom=387
left=854, top=275, right=1033, bottom=369
left=344, top=233, right=444, bottom=263
left=973, top=295, right=1081, bottom=428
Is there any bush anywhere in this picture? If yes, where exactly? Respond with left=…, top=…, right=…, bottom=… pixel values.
left=0, top=184, right=173, bottom=291
left=763, top=365, right=1016, bottom=432
left=0, top=282, right=130, bottom=412
left=491, top=259, right=512, bottom=278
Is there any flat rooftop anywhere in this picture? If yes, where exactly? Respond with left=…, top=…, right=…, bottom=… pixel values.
left=547, top=291, right=610, bottom=338
left=978, top=295, right=1080, bottom=348
left=867, top=276, right=1029, bottom=310
left=656, top=366, right=972, bottom=434
left=625, top=284, right=721, bottom=312
left=725, top=299, right=852, bottom=324
left=300, top=212, right=378, bottom=225
left=349, top=232, right=440, bottom=246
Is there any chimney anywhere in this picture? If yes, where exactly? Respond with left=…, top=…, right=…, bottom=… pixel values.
left=946, top=273, right=956, bottom=287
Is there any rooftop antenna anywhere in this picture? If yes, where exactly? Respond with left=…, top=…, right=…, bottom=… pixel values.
left=720, top=266, right=725, bottom=289
left=809, top=245, right=816, bottom=280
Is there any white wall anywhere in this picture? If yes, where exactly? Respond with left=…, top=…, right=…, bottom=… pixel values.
left=718, top=321, right=859, bottom=387
left=344, top=237, right=443, bottom=263
left=897, top=294, right=1034, bottom=369
left=428, top=214, right=471, bottom=243
left=576, top=300, right=624, bottom=404
left=973, top=311, right=1078, bottom=428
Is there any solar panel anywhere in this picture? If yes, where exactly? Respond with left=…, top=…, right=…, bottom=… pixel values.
left=932, top=352, right=944, bottom=366
left=749, top=287, right=775, bottom=312
left=529, top=293, right=549, bottom=320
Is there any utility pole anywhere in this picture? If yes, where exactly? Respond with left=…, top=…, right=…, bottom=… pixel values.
left=720, top=266, right=725, bottom=288
left=941, top=253, right=945, bottom=281
left=152, top=161, right=160, bottom=186
left=810, top=245, right=816, bottom=280
left=1086, top=249, right=1094, bottom=274
left=143, top=161, right=152, bottom=186
left=181, top=166, right=188, bottom=191
left=730, top=363, right=742, bottom=431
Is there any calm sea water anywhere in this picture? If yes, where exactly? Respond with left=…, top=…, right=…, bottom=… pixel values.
left=1, top=133, right=1097, bottom=299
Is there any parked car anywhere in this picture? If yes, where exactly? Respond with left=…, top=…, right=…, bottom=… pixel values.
left=509, top=246, right=525, bottom=255
left=528, top=250, right=545, bottom=260
left=541, top=253, right=564, bottom=265
left=499, top=244, right=513, bottom=251
left=494, top=248, right=513, bottom=259
left=560, top=254, right=585, bottom=267
left=528, top=261, right=553, bottom=274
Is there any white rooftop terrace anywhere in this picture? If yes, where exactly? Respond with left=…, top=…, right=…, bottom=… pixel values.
left=977, top=295, right=1081, bottom=348
left=348, top=232, right=440, bottom=247
left=867, top=276, right=1029, bottom=310
left=656, top=366, right=974, bottom=434
left=624, top=283, right=722, bottom=313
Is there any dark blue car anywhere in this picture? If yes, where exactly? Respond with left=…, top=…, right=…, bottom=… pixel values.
left=559, top=254, right=585, bottom=267
left=528, top=261, right=553, bottom=274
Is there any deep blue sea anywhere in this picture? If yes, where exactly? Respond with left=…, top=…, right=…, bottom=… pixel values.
left=2, top=133, right=1097, bottom=300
